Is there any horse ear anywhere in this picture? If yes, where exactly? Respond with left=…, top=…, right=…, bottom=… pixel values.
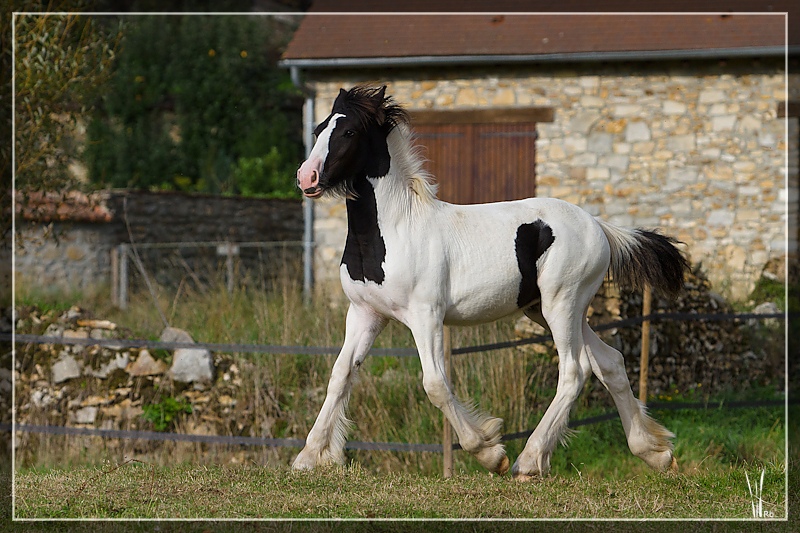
left=371, top=86, right=388, bottom=125
left=333, top=87, right=348, bottom=107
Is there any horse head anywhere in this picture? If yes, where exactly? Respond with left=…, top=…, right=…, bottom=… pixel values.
left=296, top=85, right=409, bottom=199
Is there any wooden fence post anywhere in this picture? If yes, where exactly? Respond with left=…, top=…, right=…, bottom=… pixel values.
left=639, top=284, right=652, bottom=405
left=110, top=246, right=119, bottom=306
left=442, top=325, right=453, bottom=479
left=118, top=244, right=129, bottom=310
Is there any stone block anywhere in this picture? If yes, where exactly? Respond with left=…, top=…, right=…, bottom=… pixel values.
left=588, top=132, right=613, bottom=154
left=52, top=355, right=81, bottom=384
left=613, top=104, right=642, bottom=117
left=126, top=349, right=168, bottom=377
left=161, top=327, right=214, bottom=383
left=564, top=136, right=587, bottom=153
left=456, top=88, right=478, bottom=106
left=586, top=167, right=610, bottom=180
left=492, top=88, right=515, bottom=106
left=600, top=154, right=629, bottom=170
left=663, top=100, right=686, bottom=114
left=712, top=115, right=736, bottom=131
left=570, top=153, right=597, bottom=166
left=625, top=121, right=651, bottom=142
left=569, top=111, right=601, bottom=135
left=698, top=89, right=726, bottom=104
left=580, top=96, right=604, bottom=108
left=73, top=406, right=98, bottom=425
left=667, top=134, right=695, bottom=152
left=739, top=115, right=761, bottom=133
left=707, top=209, right=735, bottom=226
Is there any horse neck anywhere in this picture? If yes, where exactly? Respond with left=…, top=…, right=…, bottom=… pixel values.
left=366, top=128, right=438, bottom=224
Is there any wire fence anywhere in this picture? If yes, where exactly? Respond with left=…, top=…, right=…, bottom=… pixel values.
left=2, top=309, right=790, bottom=455
left=0, top=398, right=789, bottom=454
left=112, top=240, right=305, bottom=308
left=3, top=310, right=788, bottom=358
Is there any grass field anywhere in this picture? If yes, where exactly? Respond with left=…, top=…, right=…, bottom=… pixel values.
left=10, top=276, right=795, bottom=524
left=11, top=400, right=792, bottom=520
left=11, top=459, right=790, bottom=519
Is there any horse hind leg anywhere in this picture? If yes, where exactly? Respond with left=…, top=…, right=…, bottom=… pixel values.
left=581, top=322, right=677, bottom=472
left=513, top=293, right=593, bottom=480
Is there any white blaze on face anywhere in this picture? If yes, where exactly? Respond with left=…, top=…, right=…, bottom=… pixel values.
left=297, top=113, right=345, bottom=196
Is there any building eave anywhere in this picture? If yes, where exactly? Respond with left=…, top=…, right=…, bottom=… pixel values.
left=280, top=46, right=792, bottom=69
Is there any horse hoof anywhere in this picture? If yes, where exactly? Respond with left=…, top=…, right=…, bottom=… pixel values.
left=495, top=455, right=510, bottom=475
left=669, top=456, right=679, bottom=473
left=513, top=473, right=536, bottom=482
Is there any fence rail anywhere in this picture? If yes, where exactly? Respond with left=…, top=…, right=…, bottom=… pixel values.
left=2, top=399, right=789, bottom=454
left=1, top=310, right=788, bottom=358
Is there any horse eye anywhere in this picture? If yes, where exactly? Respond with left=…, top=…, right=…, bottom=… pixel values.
left=344, top=129, right=355, bottom=138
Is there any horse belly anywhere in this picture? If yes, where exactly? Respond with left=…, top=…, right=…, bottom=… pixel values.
left=444, top=262, right=523, bottom=326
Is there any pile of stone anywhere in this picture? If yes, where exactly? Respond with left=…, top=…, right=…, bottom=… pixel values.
left=515, top=266, right=784, bottom=398
left=13, top=306, right=279, bottom=439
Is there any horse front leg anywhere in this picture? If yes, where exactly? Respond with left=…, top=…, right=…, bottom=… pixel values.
left=407, top=308, right=509, bottom=475
left=292, top=304, right=386, bottom=471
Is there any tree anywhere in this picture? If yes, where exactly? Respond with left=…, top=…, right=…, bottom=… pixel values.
left=84, top=15, right=304, bottom=198
left=13, top=8, right=122, bottom=192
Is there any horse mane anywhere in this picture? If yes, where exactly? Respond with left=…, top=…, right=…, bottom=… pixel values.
left=335, top=86, right=409, bottom=132
left=337, top=85, right=439, bottom=204
left=387, top=126, right=439, bottom=205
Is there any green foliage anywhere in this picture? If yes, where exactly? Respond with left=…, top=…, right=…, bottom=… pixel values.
left=13, top=9, right=122, bottom=192
left=230, top=147, right=299, bottom=198
left=748, top=276, right=786, bottom=310
left=141, top=396, right=192, bottom=432
left=84, top=15, right=302, bottom=198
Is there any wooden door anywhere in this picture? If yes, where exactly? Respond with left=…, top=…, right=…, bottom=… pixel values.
left=412, top=122, right=538, bottom=204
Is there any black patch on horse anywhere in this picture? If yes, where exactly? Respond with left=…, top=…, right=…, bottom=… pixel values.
left=342, top=178, right=386, bottom=284
left=515, top=220, right=555, bottom=308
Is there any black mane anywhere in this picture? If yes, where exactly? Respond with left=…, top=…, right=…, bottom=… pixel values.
left=333, top=86, right=409, bottom=132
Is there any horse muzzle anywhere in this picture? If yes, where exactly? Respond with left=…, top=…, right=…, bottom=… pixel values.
left=297, top=164, right=325, bottom=199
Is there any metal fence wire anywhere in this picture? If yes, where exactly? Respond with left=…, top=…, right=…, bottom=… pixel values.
left=112, top=241, right=304, bottom=307
left=1, top=309, right=790, bottom=455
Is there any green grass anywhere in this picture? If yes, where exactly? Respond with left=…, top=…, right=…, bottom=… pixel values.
left=13, top=460, right=789, bottom=519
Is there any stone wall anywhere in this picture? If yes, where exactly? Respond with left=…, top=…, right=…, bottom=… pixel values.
left=306, top=59, right=791, bottom=299
left=15, top=190, right=304, bottom=292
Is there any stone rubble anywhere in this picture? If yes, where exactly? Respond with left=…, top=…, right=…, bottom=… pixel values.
left=13, top=306, right=281, bottom=443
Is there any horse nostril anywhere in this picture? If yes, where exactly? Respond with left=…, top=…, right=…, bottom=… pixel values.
left=310, top=169, right=320, bottom=187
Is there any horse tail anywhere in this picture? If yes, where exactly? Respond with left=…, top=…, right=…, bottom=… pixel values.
left=595, top=218, right=688, bottom=299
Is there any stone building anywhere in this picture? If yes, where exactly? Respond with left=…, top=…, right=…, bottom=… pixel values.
left=281, top=8, right=798, bottom=299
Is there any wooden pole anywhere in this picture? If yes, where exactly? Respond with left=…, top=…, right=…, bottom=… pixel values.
left=119, top=244, right=129, bottom=310
left=226, top=242, right=235, bottom=294
left=110, top=246, right=119, bottom=307
left=442, top=325, right=453, bottom=479
left=639, top=284, right=652, bottom=405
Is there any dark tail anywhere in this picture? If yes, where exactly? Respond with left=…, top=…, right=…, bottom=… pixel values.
left=595, top=218, right=689, bottom=299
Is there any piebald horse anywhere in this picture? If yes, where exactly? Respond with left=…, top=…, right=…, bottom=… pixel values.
left=293, top=85, right=687, bottom=479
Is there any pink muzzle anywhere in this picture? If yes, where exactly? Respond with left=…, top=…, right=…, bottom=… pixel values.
left=297, top=159, right=323, bottom=198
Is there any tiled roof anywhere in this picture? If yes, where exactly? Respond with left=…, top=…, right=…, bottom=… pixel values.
left=282, top=2, right=792, bottom=64
left=16, top=191, right=113, bottom=223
